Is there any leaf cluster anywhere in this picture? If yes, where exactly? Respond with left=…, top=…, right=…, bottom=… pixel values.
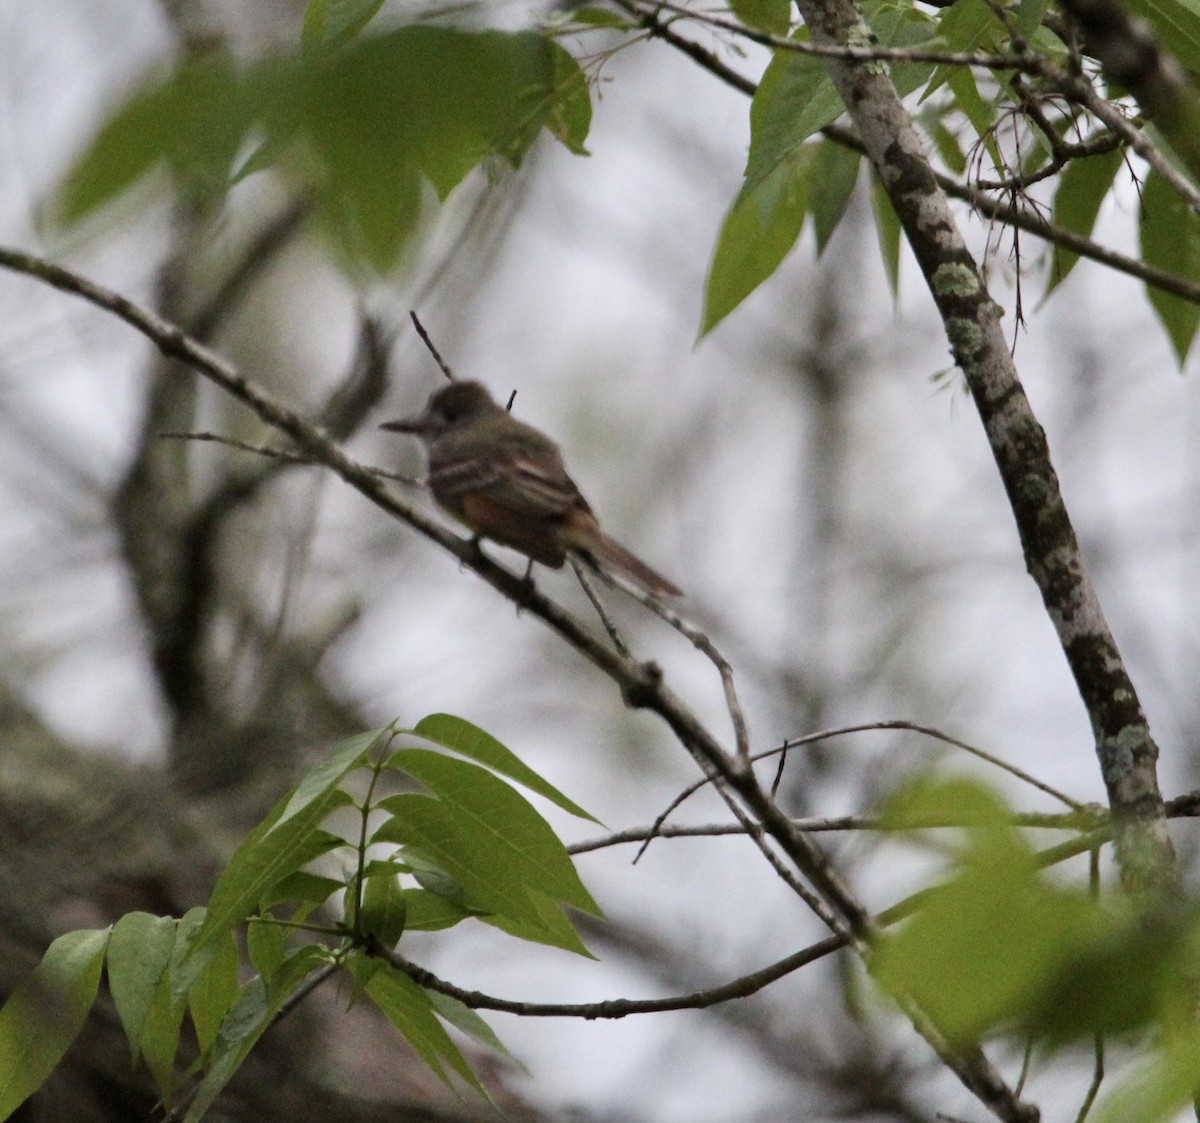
left=872, top=776, right=1200, bottom=1123
left=58, top=19, right=590, bottom=273
left=0, top=715, right=599, bottom=1122
left=687, top=0, right=1200, bottom=362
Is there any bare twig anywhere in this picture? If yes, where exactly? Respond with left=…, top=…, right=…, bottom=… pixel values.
left=369, top=936, right=842, bottom=1017
left=774, top=720, right=1086, bottom=810
left=158, top=431, right=423, bottom=486
left=649, top=599, right=752, bottom=763
left=570, top=805, right=1110, bottom=855
left=626, top=0, right=1024, bottom=70
left=570, top=556, right=631, bottom=656
left=1073, top=1034, right=1105, bottom=1123
left=408, top=310, right=455, bottom=382
left=634, top=719, right=1088, bottom=864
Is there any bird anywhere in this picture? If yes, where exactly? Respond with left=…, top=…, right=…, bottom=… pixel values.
left=380, top=381, right=681, bottom=598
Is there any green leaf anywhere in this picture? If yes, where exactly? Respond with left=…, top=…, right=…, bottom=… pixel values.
left=934, top=0, right=1004, bottom=51
left=1016, top=0, right=1054, bottom=36
left=703, top=6, right=934, bottom=331
left=399, top=888, right=476, bottom=931
left=427, top=991, right=511, bottom=1056
left=482, top=888, right=595, bottom=957
left=1095, top=1026, right=1200, bottom=1123
left=167, top=908, right=215, bottom=1007
left=702, top=143, right=814, bottom=333
left=1140, top=167, right=1200, bottom=364
left=247, top=921, right=288, bottom=988
left=187, top=731, right=379, bottom=957
left=375, top=750, right=599, bottom=952
left=191, top=785, right=352, bottom=956
left=301, top=0, right=385, bottom=56
left=277, top=728, right=387, bottom=828
left=400, top=849, right=474, bottom=909
left=139, top=964, right=187, bottom=1102
left=729, top=0, right=792, bottom=35
left=297, top=28, right=584, bottom=198
left=942, top=66, right=999, bottom=166
left=1049, top=145, right=1125, bottom=290
left=871, top=847, right=1098, bottom=1043
left=383, top=749, right=600, bottom=916
left=188, top=932, right=240, bottom=1058
left=0, top=928, right=109, bottom=1120
left=270, top=945, right=335, bottom=1002
left=543, top=41, right=593, bottom=158
left=58, top=29, right=592, bottom=274
left=182, top=979, right=274, bottom=1123
left=285, top=28, right=592, bottom=270
left=869, top=4, right=938, bottom=97
left=106, top=912, right=176, bottom=1067
left=810, top=140, right=861, bottom=253
left=744, top=42, right=844, bottom=198
left=360, top=964, right=488, bottom=1097
left=870, top=777, right=1160, bottom=1046
left=1022, top=909, right=1195, bottom=1043
left=409, top=713, right=598, bottom=822
left=569, top=6, right=635, bottom=29
left=871, top=173, right=903, bottom=295
left=879, top=773, right=1012, bottom=831
left=929, top=119, right=968, bottom=175
left=1124, top=0, right=1200, bottom=74
left=59, top=51, right=250, bottom=222
left=260, top=870, right=346, bottom=910
left=358, top=871, right=408, bottom=949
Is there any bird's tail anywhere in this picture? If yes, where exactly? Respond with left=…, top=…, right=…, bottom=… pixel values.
left=582, top=531, right=682, bottom=599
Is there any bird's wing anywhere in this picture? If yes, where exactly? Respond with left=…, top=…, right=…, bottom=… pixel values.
left=429, top=434, right=587, bottom=519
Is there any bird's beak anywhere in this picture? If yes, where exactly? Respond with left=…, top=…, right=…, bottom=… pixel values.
left=379, top=414, right=429, bottom=434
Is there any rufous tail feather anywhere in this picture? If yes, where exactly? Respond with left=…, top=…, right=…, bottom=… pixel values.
left=584, top=532, right=681, bottom=598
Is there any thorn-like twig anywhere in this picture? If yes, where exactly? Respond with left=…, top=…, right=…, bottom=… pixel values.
left=158, top=430, right=423, bottom=486
left=409, top=310, right=455, bottom=382
left=571, top=557, right=631, bottom=656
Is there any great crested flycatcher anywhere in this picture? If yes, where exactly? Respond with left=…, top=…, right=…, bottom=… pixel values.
left=380, top=381, right=681, bottom=598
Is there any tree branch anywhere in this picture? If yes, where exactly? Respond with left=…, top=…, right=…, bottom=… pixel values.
left=369, top=937, right=841, bottom=1017
left=0, top=242, right=1018, bottom=1121
left=762, top=0, right=1177, bottom=914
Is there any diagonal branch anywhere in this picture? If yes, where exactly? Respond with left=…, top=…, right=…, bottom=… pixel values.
left=0, top=241, right=1025, bottom=1123
left=770, top=0, right=1177, bottom=911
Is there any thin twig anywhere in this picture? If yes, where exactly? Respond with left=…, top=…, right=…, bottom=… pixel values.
left=1029, top=52, right=1200, bottom=216
left=158, top=430, right=423, bottom=485
left=579, top=559, right=752, bottom=762
left=1014, top=1039, right=1034, bottom=1098
left=570, top=556, right=631, bottom=656
left=409, top=310, right=455, bottom=382
left=772, top=720, right=1086, bottom=810
left=631, top=770, right=716, bottom=863
left=159, top=430, right=307, bottom=462
left=649, top=598, right=751, bottom=762
left=369, top=935, right=842, bottom=1017
left=632, top=717, right=1086, bottom=863
left=628, top=0, right=1025, bottom=70
left=1073, top=1034, right=1105, bottom=1123
left=571, top=805, right=1113, bottom=855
